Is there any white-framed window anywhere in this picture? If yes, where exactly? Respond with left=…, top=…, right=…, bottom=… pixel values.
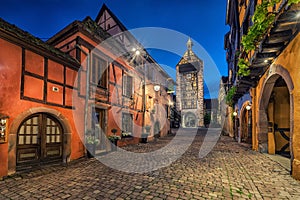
left=123, top=74, right=133, bottom=97
left=122, top=113, right=133, bottom=133
left=91, top=54, right=108, bottom=89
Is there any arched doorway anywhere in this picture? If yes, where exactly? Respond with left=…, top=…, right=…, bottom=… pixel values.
left=183, top=112, right=197, bottom=128
left=16, top=113, right=63, bottom=170
left=268, top=77, right=290, bottom=157
left=258, top=65, right=293, bottom=160
left=240, top=102, right=252, bottom=144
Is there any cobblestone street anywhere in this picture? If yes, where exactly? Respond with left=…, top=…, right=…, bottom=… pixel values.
left=1, top=128, right=300, bottom=200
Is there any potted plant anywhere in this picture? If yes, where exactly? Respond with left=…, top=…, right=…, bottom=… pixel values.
left=121, top=131, right=133, bottom=138
left=141, top=125, right=151, bottom=143
left=108, top=129, right=121, bottom=151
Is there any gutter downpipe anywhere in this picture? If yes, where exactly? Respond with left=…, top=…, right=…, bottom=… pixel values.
left=76, top=44, right=90, bottom=148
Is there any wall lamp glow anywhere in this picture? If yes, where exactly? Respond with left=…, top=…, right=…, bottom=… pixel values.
left=154, top=84, right=161, bottom=92
left=246, top=105, right=251, bottom=110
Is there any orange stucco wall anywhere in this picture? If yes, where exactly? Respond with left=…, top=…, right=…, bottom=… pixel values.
left=0, top=37, right=84, bottom=177
left=53, top=31, right=146, bottom=147
left=1, top=16, right=172, bottom=177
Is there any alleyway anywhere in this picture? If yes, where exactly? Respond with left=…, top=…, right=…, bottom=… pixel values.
left=1, top=129, right=300, bottom=200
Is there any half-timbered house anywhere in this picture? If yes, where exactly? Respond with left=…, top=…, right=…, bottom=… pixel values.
left=225, top=0, right=300, bottom=180
left=0, top=18, right=83, bottom=176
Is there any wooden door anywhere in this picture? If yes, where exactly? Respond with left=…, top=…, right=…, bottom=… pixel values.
left=17, top=113, right=63, bottom=170
left=94, top=109, right=107, bottom=154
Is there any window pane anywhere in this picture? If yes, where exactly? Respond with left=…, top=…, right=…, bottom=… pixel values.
left=25, top=136, right=31, bottom=144
left=19, top=136, right=24, bottom=145
left=19, top=126, right=25, bottom=135
left=92, top=54, right=108, bottom=88
left=32, top=117, right=38, bottom=125
left=47, top=127, right=51, bottom=134
left=122, top=113, right=133, bottom=132
left=32, top=126, right=38, bottom=134
left=123, top=75, right=133, bottom=97
left=52, top=135, right=55, bottom=143
left=99, top=59, right=108, bottom=88
left=56, top=127, right=60, bottom=135
left=26, top=126, right=31, bottom=134
left=56, top=135, right=61, bottom=143
left=32, top=136, right=37, bottom=144
left=47, top=118, right=51, bottom=125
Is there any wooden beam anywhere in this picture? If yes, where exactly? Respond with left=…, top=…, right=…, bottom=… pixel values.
left=261, top=42, right=284, bottom=53
left=266, top=30, right=293, bottom=44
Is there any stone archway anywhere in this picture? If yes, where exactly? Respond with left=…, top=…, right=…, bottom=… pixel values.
left=8, top=107, right=72, bottom=175
left=258, top=64, right=294, bottom=159
left=182, top=112, right=197, bottom=128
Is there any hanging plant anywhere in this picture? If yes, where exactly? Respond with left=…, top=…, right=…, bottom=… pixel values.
left=241, top=0, right=280, bottom=53
left=288, top=0, right=300, bottom=5
left=238, top=0, right=282, bottom=77
left=237, top=58, right=250, bottom=76
left=237, top=0, right=300, bottom=77
left=226, top=86, right=237, bottom=107
left=241, top=0, right=300, bottom=53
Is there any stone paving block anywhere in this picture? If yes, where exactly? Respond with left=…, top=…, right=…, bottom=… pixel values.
left=1, top=130, right=300, bottom=199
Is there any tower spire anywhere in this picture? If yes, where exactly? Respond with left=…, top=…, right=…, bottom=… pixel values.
left=187, top=37, right=193, bottom=50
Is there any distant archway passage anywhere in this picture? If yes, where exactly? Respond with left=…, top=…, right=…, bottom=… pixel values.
left=16, top=113, right=64, bottom=171
left=183, top=112, right=197, bottom=128
left=258, top=64, right=293, bottom=159
left=240, top=101, right=252, bottom=144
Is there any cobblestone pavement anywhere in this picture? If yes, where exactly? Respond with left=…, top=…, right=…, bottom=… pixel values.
left=1, top=128, right=300, bottom=200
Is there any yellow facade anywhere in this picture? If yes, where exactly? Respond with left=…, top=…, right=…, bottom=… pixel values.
left=251, top=33, right=300, bottom=180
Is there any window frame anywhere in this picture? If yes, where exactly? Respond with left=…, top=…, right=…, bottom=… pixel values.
left=122, top=74, right=133, bottom=98
left=91, top=54, right=108, bottom=89
left=122, top=113, right=133, bottom=134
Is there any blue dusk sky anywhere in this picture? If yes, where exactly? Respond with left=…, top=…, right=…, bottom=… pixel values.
left=0, top=0, right=229, bottom=98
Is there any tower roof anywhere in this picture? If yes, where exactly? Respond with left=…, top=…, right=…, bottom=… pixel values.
left=177, top=38, right=202, bottom=66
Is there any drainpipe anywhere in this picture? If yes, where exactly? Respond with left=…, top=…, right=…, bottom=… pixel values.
left=142, top=58, right=145, bottom=129
left=76, top=45, right=90, bottom=146
left=251, top=87, right=257, bottom=151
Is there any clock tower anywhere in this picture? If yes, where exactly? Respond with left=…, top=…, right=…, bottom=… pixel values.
left=176, top=38, right=204, bottom=127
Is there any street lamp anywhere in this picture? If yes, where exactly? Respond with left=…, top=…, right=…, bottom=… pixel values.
left=135, top=50, right=141, bottom=56
left=154, top=84, right=160, bottom=92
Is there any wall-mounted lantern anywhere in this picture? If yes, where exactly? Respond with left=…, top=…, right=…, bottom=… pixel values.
left=154, top=84, right=161, bottom=101
left=233, top=111, right=238, bottom=117
left=154, top=84, right=161, bottom=92
left=0, top=114, right=9, bottom=143
left=246, top=103, right=252, bottom=111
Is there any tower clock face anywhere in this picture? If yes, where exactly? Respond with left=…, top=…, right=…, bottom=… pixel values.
left=186, top=74, right=191, bottom=79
